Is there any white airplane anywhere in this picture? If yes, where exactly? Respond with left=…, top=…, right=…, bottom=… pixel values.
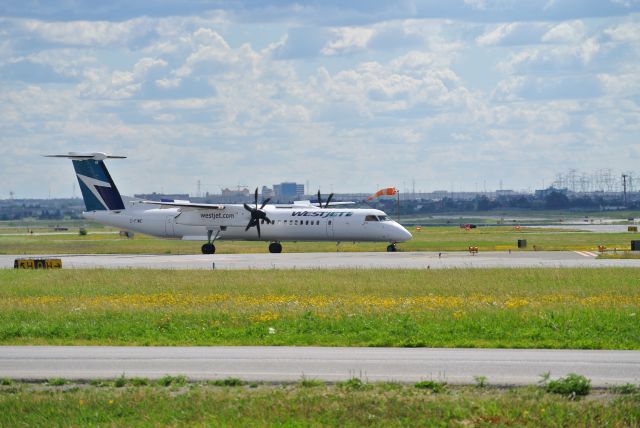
left=47, top=152, right=412, bottom=254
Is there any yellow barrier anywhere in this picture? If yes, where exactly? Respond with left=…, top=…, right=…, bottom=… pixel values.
left=14, top=258, right=62, bottom=269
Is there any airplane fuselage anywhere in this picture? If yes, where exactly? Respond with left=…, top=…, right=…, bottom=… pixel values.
left=84, top=204, right=412, bottom=243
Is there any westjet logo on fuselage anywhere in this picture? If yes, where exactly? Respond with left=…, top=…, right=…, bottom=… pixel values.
left=291, top=211, right=353, bottom=218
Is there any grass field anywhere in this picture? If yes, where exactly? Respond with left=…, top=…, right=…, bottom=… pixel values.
left=1, top=268, right=638, bottom=348
left=1, top=380, right=638, bottom=427
left=1, top=225, right=638, bottom=254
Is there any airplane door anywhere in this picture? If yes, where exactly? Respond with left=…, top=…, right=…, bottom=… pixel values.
left=326, top=220, right=335, bottom=239
left=165, top=215, right=175, bottom=237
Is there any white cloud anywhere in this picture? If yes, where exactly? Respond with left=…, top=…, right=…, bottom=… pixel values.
left=77, top=57, right=167, bottom=99
left=304, top=51, right=471, bottom=122
left=542, top=20, right=586, bottom=43
left=476, top=23, right=517, bottom=46
left=497, top=37, right=602, bottom=74
left=8, top=17, right=155, bottom=46
left=603, top=21, right=640, bottom=42
left=478, top=20, right=590, bottom=47
left=476, top=23, right=548, bottom=46
left=321, top=27, right=374, bottom=55
left=598, top=72, right=640, bottom=96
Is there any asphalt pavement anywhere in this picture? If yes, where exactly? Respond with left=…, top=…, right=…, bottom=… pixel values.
left=0, top=346, right=637, bottom=386
left=2, top=251, right=639, bottom=269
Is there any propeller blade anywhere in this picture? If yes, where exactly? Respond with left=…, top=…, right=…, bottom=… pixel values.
left=243, top=203, right=253, bottom=212
left=325, top=193, right=334, bottom=208
left=255, top=220, right=261, bottom=238
left=317, top=190, right=322, bottom=208
left=254, top=187, right=259, bottom=209
left=264, top=216, right=272, bottom=224
left=260, top=197, right=271, bottom=209
left=245, top=217, right=258, bottom=231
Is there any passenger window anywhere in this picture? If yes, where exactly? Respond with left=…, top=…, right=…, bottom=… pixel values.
left=305, top=220, right=309, bottom=225
left=284, top=220, right=287, bottom=224
left=295, top=220, right=298, bottom=225
left=328, top=220, right=332, bottom=225
left=365, top=215, right=379, bottom=222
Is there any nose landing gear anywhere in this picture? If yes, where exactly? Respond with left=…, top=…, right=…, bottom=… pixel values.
left=386, top=243, right=397, bottom=252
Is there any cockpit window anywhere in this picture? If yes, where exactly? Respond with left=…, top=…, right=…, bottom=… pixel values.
left=378, top=215, right=390, bottom=221
left=365, top=215, right=379, bottom=222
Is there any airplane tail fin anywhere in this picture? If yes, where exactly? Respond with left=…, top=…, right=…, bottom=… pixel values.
left=46, top=152, right=126, bottom=211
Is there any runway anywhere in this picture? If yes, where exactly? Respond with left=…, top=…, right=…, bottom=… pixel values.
left=0, top=346, right=638, bottom=386
left=2, top=251, right=639, bottom=269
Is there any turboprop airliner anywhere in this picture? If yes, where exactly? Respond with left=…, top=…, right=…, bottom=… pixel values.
left=47, top=152, right=412, bottom=254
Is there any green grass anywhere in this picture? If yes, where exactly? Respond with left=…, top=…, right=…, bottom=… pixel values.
left=414, top=380, right=447, bottom=393
left=1, top=224, right=639, bottom=254
left=0, top=268, right=638, bottom=349
left=209, top=378, right=246, bottom=387
left=0, top=381, right=638, bottom=427
left=598, top=251, right=640, bottom=259
left=47, top=378, right=69, bottom=386
left=156, top=375, right=188, bottom=387
left=544, top=373, right=592, bottom=397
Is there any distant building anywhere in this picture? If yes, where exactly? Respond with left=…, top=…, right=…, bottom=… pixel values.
left=534, top=187, right=567, bottom=199
left=261, top=186, right=273, bottom=198
left=221, top=187, right=250, bottom=197
left=273, top=182, right=304, bottom=201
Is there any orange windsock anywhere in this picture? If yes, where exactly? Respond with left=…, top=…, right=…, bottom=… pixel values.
left=367, top=187, right=398, bottom=200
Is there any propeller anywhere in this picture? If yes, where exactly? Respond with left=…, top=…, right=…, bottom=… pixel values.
left=317, top=190, right=334, bottom=208
left=243, top=188, right=271, bottom=238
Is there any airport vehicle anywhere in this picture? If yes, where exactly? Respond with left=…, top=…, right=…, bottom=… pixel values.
left=47, top=153, right=412, bottom=254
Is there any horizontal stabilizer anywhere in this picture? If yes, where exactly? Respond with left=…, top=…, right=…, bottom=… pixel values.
left=45, top=152, right=126, bottom=160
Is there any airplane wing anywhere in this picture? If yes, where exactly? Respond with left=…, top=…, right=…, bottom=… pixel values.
left=141, top=200, right=225, bottom=210
left=289, top=200, right=356, bottom=207
left=310, top=202, right=356, bottom=207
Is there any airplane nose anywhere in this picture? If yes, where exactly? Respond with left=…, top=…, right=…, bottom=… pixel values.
left=392, top=223, right=412, bottom=242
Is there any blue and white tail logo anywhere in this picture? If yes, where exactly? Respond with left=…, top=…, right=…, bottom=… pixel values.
left=45, top=152, right=127, bottom=211
left=72, top=159, right=125, bottom=211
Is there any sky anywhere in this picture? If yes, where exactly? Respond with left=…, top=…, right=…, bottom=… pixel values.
left=1, top=0, right=639, bottom=198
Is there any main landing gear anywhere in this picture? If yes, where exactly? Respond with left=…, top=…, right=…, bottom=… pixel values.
left=201, top=230, right=220, bottom=254
left=269, top=242, right=282, bottom=253
left=386, top=243, right=397, bottom=252
left=201, top=243, right=215, bottom=254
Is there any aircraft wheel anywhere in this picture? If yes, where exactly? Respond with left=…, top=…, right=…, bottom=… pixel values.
left=269, top=242, right=282, bottom=253
left=202, top=243, right=216, bottom=254
left=386, top=244, right=397, bottom=252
